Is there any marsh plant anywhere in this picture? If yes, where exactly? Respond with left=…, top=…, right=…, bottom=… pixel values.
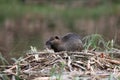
left=83, top=34, right=115, bottom=51
left=0, top=53, right=9, bottom=65
left=11, top=57, right=23, bottom=76
left=50, top=61, right=66, bottom=80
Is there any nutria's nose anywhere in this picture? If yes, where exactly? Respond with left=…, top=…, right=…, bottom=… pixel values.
left=45, top=41, right=51, bottom=49
left=45, top=44, right=51, bottom=49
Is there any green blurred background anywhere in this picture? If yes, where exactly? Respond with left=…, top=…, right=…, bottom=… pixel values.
left=0, top=0, right=120, bottom=61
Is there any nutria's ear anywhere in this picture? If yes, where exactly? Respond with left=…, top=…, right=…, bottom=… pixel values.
left=55, top=36, right=60, bottom=39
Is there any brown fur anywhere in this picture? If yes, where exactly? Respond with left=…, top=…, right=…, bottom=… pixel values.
left=45, top=33, right=83, bottom=52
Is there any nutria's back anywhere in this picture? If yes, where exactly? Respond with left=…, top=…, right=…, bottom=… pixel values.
left=46, top=33, right=83, bottom=52
left=62, top=33, right=81, bottom=42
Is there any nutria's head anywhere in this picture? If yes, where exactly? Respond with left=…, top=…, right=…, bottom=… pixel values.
left=46, top=36, right=61, bottom=51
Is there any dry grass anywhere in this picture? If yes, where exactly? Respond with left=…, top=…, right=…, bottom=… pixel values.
left=0, top=48, right=120, bottom=80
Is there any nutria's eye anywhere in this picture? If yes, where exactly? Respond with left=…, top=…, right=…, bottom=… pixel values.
left=55, top=36, right=60, bottom=39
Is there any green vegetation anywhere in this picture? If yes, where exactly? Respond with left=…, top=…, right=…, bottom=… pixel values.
left=0, top=0, right=120, bottom=24
left=0, top=53, right=9, bottom=65
left=83, top=34, right=115, bottom=51
left=0, top=57, right=23, bottom=80
left=50, top=61, right=66, bottom=80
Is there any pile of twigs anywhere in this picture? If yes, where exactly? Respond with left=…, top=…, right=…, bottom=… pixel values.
left=1, top=49, right=120, bottom=80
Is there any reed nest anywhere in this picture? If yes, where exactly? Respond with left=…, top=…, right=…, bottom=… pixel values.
left=1, top=49, right=120, bottom=80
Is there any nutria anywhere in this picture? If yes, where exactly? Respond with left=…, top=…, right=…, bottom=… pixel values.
left=45, top=33, right=83, bottom=52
